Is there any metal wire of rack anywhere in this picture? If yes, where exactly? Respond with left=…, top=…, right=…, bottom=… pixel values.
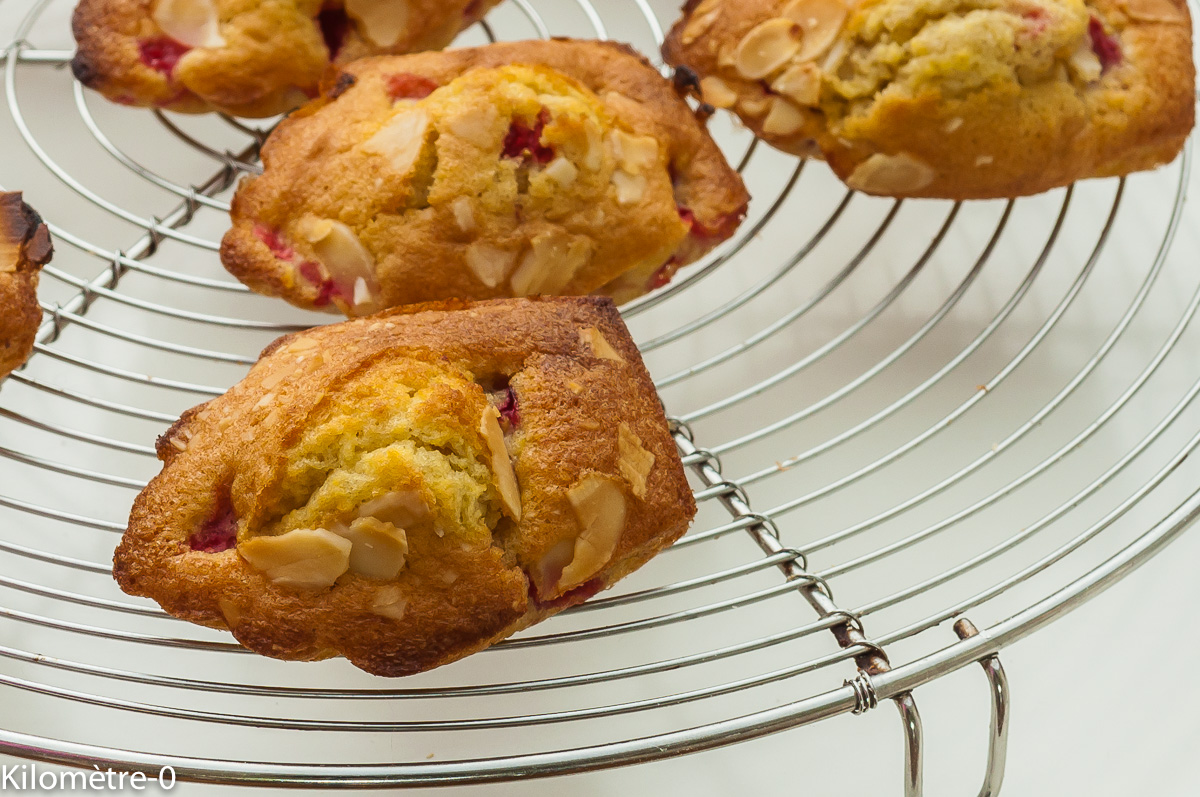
left=2, top=0, right=1199, bottom=792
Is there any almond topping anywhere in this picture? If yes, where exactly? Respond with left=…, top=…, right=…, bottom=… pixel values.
left=371, top=585, right=408, bottom=620
left=448, top=104, right=498, bottom=148
left=238, top=528, right=351, bottom=590
left=465, top=243, right=517, bottom=288
left=331, top=517, right=409, bottom=580
left=1068, top=39, right=1103, bottom=83
left=259, top=358, right=298, bottom=390
left=451, top=196, right=476, bottom=232
left=152, top=0, right=225, bottom=48
left=217, top=597, right=242, bottom=628
left=579, top=326, right=625, bottom=363
left=617, top=422, right=655, bottom=500
left=535, top=538, right=576, bottom=593
left=611, top=170, right=647, bottom=205
left=735, top=18, right=803, bottom=80
left=560, top=475, right=627, bottom=590
left=681, top=7, right=721, bottom=44
left=284, top=336, right=320, bottom=353
left=510, top=232, right=593, bottom=296
left=609, top=130, right=659, bottom=174
left=357, top=490, right=430, bottom=528
left=699, top=76, right=738, bottom=109
left=762, top=97, right=807, bottom=135
left=717, top=41, right=739, bottom=68
left=297, top=216, right=378, bottom=309
left=738, top=94, right=773, bottom=118
left=782, top=0, right=847, bottom=62
left=770, top=62, right=822, bottom=106
left=362, top=108, right=430, bottom=176
left=758, top=98, right=806, bottom=136
left=344, top=0, right=410, bottom=47
left=481, top=405, right=522, bottom=520
left=543, top=156, right=579, bottom=187
left=845, top=152, right=936, bottom=195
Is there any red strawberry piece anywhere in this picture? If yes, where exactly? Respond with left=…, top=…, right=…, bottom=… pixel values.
left=188, top=496, right=237, bottom=552
left=502, top=108, right=555, bottom=164
left=387, top=73, right=439, bottom=100
left=1088, top=16, right=1122, bottom=73
left=138, top=37, right=191, bottom=76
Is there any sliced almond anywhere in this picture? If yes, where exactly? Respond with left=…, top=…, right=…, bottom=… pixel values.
left=451, top=196, right=476, bottom=232
left=699, top=76, right=738, bottom=109
left=357, top=490, right=430, bottom=529
left=481, top=405, right=522, bottom=520
left=216, top=597, right=242, bottom=628
left=510, top=232, right=592, bottom=296
left=371, top=585, right=408, bottom=620
left=535, top=538, right=576, bottom=592
left=543, top=156, right=579, bottom=187
left=579, top=326, right=625, bottom=363
left=362, top=108, right=431, bottom=177
left=611, top=170, right=647, bottom=205
left=738, top=93, right=774, bottom=118
left=259, top=357, right=299, bottom=390
left=717, top=40, right=739, bottom=68
left=681, top=7, right=721, bottom=45
left=152, top=0, right=225, bottom=48
left=782, top=0, right=847, bottom=62
left=238, top=528, right=351, bottom=590
left=345, top=0, right=410, bottom=47
left=284, top=336, right=320, bottom=354
left=352, top=277, right=374, bottom=310
left=609, top=130, right=659, bottom=174
left=560, top=475, right=627, bottom=590
left=331, top=517, right=409, bottom=580
left=1067, top=39, right=1103, bottom=83
left=762, top=97, right=807, bottom=135
left=770, top=62, right=823, bottom=106
left=447, top=105, right=498, bottom=148
left=845, top=152, right=936, bottom=195
left=617, top=422, right=655, bottom=500
left=297, top=216, right=377, bottom=305
left=465, top=243, right=517, bottom=288
left=735, top=17, right=803, bottom=80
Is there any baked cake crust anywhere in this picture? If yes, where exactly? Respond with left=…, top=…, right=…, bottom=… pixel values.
left=219, top=39, right=749, bottom=314
left=663, top=0, right=1194, bottom=199
left=71, top=0, right=502, bottom=117
left=0, top=193, right=53, bottom=381
left=115, top=296, right=696, bottom=676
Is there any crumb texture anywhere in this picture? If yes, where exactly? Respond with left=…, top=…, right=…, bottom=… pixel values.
left=663, top=0, right=1194, bottom=198
left=220, top=40, right=748, bottom=313
left=115, top=297, right=696, bottom=676
left=70, top=0, right=503, bottom=117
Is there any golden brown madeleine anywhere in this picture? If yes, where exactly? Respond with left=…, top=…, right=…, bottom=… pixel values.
left=663, top=0, right=1194, bottom=199
left=220, top=39, right=750, bottom=314
left=115, top=296, right=695, bottom=676
left=0, top=193, right=53, bottom=381
left=71, top=0, right=503, bottom=117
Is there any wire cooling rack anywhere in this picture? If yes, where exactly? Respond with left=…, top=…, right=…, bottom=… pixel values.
left=2, top=0, right=1200, bottom=791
